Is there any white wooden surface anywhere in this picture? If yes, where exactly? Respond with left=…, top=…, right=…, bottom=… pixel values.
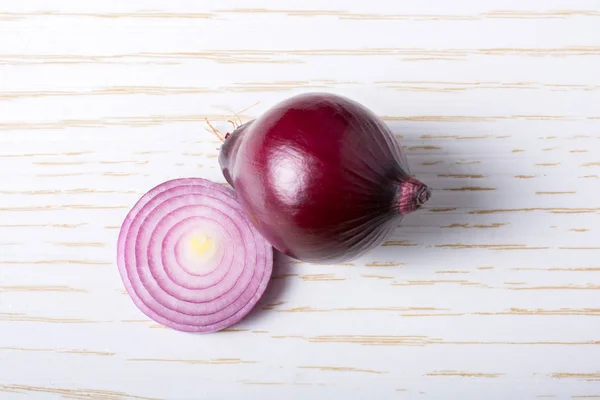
left=1, top=0, right=600, bottom=398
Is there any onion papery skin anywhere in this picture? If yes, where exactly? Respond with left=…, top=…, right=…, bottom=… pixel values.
left=117, top=178, right=273, bottom=333
left=219, top=92, right=430, bottom=264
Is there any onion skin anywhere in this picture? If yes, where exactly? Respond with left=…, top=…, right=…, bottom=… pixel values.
left=219, top=92, right=430, bottom=264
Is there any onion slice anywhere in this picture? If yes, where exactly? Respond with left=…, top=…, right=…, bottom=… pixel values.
left=117, top=178, right=273, bottom=333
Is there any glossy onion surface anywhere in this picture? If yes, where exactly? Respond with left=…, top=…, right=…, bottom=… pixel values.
left=220, top=93, right=430, bottom=263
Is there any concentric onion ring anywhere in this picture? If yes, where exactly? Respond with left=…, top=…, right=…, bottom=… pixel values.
left=117, top=178, right=273, bottom=332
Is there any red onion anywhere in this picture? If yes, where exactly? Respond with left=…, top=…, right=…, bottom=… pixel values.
left=117, top=178, right=273, bottom=332
left=219, top=92, right=430, bottom=264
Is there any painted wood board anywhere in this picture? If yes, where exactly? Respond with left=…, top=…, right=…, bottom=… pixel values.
left=1, top=0, right=599, bottom=398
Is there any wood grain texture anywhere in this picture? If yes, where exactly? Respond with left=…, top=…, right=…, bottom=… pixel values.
left=1, top=0, right=599, bottom=399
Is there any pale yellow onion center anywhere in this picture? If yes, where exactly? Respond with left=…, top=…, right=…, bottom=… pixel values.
left=190, top=234, right=212, bottom=255
left=180, top=231, right=219, bottom=273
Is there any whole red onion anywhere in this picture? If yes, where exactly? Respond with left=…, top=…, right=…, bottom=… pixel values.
left=219, top=92, right=430, bottom=264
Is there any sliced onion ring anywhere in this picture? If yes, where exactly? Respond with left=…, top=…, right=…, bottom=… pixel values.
left=117, top=178, right=273, bottom=333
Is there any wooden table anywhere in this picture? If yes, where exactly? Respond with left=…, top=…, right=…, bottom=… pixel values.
left=1, top=1, right=599, bottom=398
